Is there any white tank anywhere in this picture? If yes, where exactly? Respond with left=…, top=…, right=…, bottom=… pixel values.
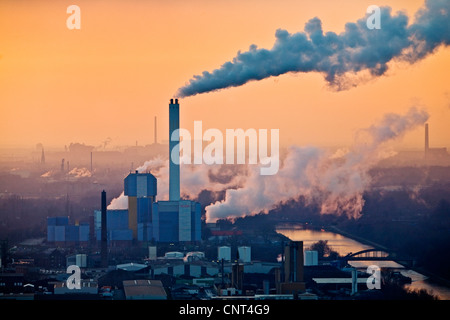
left=218, top=246, right=231, bottom=261
left=238, top=246, right=251, bottom=263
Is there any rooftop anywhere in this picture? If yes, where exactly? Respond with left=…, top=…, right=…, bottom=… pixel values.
left=123, top=279, right=167, bottom=300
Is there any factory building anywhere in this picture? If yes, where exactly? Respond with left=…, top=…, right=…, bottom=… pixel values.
left=93, top=173, right=201, bottom=244
left=47, top=216, right=89, bottom=245
left=48, top=98, right=202, bottom=246
left=124, top=171, right=157, bottom=240
left=94, top=209, right=133, bottom=245
left=92, top=99, right=201, bottom=244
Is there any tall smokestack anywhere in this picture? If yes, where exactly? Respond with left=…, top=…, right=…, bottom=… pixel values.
left=425, top=123, right=429, bottom=156
left=154, top=116, right=157, bottom=144
left=169, top=98, right=180, bottom=201
left=101, top=190, right=108, bottom=268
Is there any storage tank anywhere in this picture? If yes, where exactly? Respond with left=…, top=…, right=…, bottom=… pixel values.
left=218, top=246, right=231, bottom=261
left=148, top=246, right=157, bottom=260
left=238, top=246, right=251, bottom=263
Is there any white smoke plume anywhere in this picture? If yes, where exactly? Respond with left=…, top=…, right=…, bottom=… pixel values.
left=107, top=157, right=166, bottom=210
left=176, top=0, right=450, bottom=97
left=107, top=157, right=245, bottom=209
left=205, top=107, right=429, bottom=222
left=107, top=191, right=127, bottom=210
left=68, top=167, right=92, bottom=178
left=108, top=108, right=428, bottom=217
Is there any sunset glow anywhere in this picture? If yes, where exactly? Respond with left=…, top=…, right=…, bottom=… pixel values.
left=1, top=0, right=448, bottom=150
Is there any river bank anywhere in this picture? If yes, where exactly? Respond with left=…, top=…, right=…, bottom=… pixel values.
left=276, top=224, right=450, bottom=300
left=327, top=225, right=450, bottom=290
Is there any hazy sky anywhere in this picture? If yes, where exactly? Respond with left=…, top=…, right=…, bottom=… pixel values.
left=0, top=0, right=449, bottom=149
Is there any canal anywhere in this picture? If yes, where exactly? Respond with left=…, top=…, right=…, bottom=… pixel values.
left=276, top=224, right=450, bottom=300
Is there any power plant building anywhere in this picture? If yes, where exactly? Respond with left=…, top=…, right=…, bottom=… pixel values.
left=155, top=200, right=201, bottom=242
left=124, top=171, right=157, bottom=241
left=47, top=217, right=90, bottom=244
left=92, top=99, right=201, bottom=244
left=49, top=98, right=202, bottom=246
left=94, top=209, right=133, bottom=243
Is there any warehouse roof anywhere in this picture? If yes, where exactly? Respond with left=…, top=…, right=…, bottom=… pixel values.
left=123, top=279, right=167, bottom=300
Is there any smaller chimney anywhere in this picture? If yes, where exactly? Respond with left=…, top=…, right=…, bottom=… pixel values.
left=41, top=148, right=45, bottom=164
left=101, top=190, right=108, bottom=268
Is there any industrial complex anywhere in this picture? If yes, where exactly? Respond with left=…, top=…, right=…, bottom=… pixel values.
left=47, top=98, right=201, bottom=247
left=0, top=99, right=444, bottom=301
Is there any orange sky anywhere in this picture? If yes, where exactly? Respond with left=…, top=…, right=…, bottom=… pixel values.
left=0, top=0, right=449, bottom=150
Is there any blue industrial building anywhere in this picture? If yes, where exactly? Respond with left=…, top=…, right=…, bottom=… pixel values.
left=47, top=216, right=89, bottom=244
left=94, top=209, right=133, bottom=243
left=93, top=171, right=202, bottom=244
left=48, top=99, right=202, bottom=246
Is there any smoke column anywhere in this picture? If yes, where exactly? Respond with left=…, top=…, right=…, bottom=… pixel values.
left=107, top=108, right=428, bottom=220
left=107, top=158, right=245, bottom=209
left=176, top=0, right=450, bottom=97
left=205, top=107, right=429, bottom=222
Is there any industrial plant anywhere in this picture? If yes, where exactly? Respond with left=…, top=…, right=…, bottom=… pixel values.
left=1, top=100, right=448, bottom=301
left=47, top=99, right=202, bottom=247
left=0, top=98, right=378, bottom=301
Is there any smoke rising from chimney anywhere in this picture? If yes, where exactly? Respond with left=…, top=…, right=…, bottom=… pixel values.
left=108, top=107, right=429, bottom=220
left=205, top=107, right=429, bottom=222
left=106, top=157, right=245, bottom=210
left=176, top=0, right=450, bottom=98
